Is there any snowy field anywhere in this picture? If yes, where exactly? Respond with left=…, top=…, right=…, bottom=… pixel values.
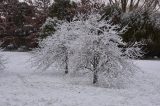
left=0, top=52, right=160, bottom=106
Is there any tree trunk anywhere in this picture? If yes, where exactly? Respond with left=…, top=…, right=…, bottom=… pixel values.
left=92, top=54, right=99, bottom=84
left=93, top=70, right=98, bottom=84
left=64, top=51, right=69, bottom=74
left=134, top=0, right=140, bottom=9
left=129, top=0, right=134, bottom=11
left=65, top=60, right=68, bottom=74
left=121, top=0, right=127, bottom=13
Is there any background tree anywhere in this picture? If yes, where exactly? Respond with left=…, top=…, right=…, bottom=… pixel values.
left=39, top=17, right=60, bottom=39
left=102, top=0, right=160, bottom=58
left=75, top=0, right=105, bottom=18
left=40, top=0, right=105, bottom=39
left=35, top=0, right=52, bottom=16
left=39, top=0, right=77, bottom=39
left=108, top=0, right=160, bottom=13
left=0, top=0, right=40, bottom=50
left=120, top=10, right=160, bottom=58
left=25, top=0, right=52, bottom=18
left=48, top=0, right=77, bottom=21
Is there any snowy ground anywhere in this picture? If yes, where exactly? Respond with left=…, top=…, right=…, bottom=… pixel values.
left=0, top=52, right=160, bottom=106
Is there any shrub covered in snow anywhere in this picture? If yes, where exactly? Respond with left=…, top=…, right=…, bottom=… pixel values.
left=32, top=13, right=142, bottom=87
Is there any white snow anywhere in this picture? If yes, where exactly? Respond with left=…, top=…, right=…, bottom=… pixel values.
left=0, top=52, right=160, bottom=106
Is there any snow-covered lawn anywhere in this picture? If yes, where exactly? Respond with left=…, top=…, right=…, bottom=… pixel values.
left=0, top=52, right=160, bottom=106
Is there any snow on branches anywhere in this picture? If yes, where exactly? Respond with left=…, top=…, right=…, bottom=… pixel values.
left=32, top=13, right=142, bottom=88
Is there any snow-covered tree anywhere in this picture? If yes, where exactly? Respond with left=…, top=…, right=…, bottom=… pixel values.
left=66, top=14, right=142, bottom=87
left=31, top=19, right=76, bottom=74
left=32, top=37, right=70, bottom=74
left=32, top=13, right=142, bottom=87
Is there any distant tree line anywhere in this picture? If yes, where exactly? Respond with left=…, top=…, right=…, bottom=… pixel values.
left=0, top=0, right=160, bottom=58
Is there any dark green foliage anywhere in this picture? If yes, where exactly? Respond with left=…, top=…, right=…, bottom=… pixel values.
left=40, top=0, right=77, bottom=39
left=0, top=1, right=36, bottom=36
left=121, top=11, right=151, bottom=42
left=101, top=4, right=122, bottom=23
left=121, top=11, right=160, bottom=58
left=0, top=1, right=38, bottom=50
left=39, top=18, right=60, bottom=39
left=14, top=2, right=35, bottom=27
left=101, top=4, right=160, bottom=58
left=40, top=25, right=56, bottom=39
left=49, top=0, right=77, bottom=21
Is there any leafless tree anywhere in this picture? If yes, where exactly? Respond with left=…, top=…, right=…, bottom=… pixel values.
left=108, top=0, right=160, bottom=12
